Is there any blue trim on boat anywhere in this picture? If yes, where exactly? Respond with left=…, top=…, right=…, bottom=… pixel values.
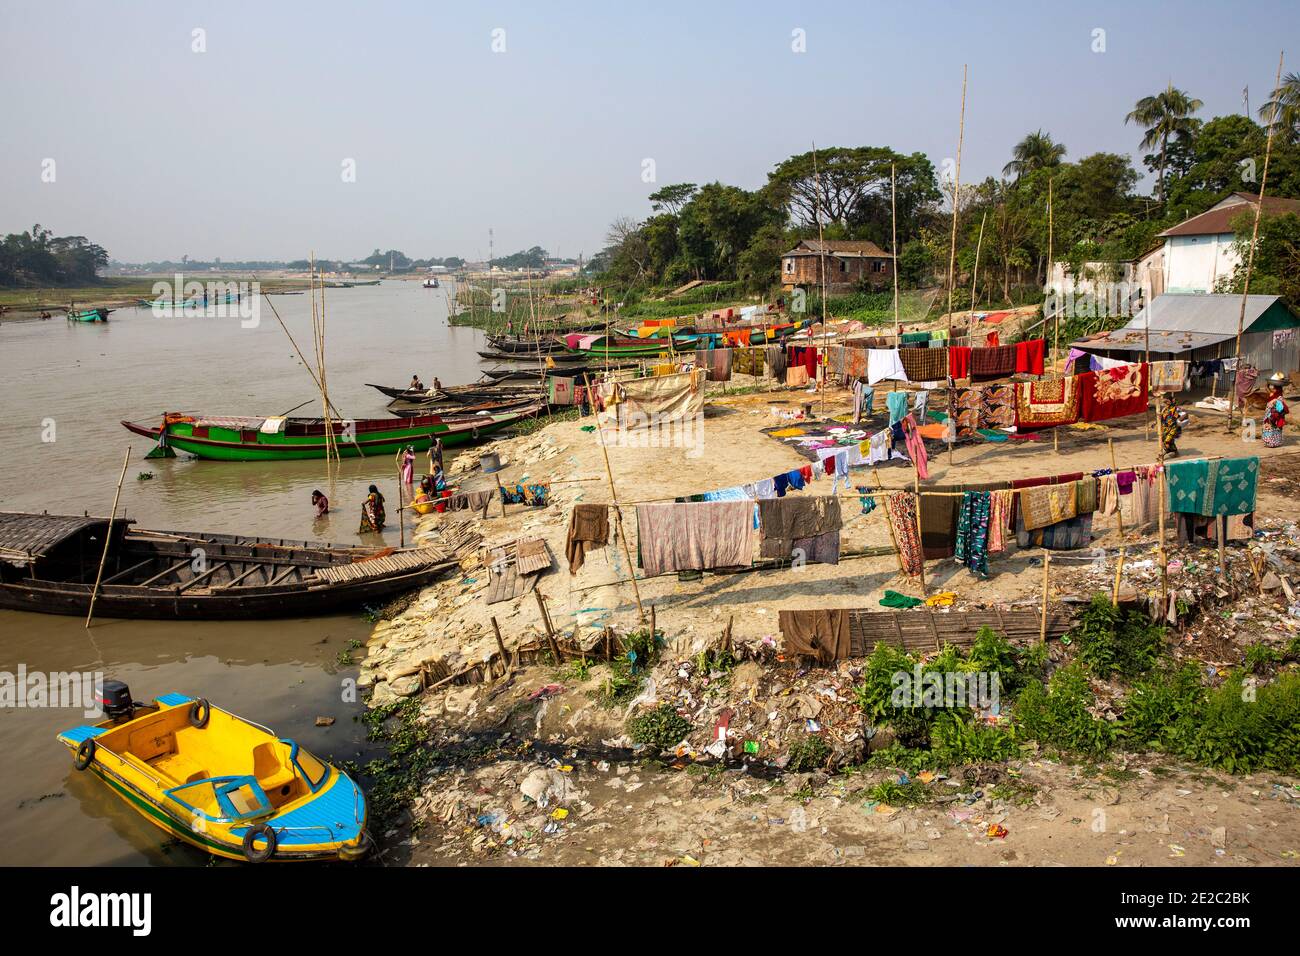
left=231, top=773, right=366, bottom=846
left=56, top=726, right=106, bottom=745
left=155, top=692, right=193, bottom=706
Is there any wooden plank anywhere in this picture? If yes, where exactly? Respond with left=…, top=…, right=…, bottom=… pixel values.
left=137, top=557, right=193, bottom=587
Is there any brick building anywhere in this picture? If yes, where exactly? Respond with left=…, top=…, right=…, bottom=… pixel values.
left=779, top=239, right=894, bottom=292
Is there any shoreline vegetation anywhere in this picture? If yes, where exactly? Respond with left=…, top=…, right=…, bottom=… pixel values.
left=0, top=274, right=313, bottom=312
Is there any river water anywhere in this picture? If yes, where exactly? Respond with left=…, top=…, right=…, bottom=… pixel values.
left=0, top=279, right=486, bottom=865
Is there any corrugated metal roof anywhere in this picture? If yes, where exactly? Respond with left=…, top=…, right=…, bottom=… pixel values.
left=1075, top=329, right=1231, bottom=354
left=1120, top=294, right=1285, bottom=335
left=0, top=512, right=126, bottom=563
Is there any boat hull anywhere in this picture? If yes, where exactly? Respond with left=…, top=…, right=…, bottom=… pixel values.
left=121, top=406, right=538, bottom=461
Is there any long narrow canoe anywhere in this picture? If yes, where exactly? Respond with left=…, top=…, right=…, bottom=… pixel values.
left=139, top=292, right=238, bottom=309
left=121, top=404, right=541, bottom=461
left=67, top=308, right=112, bottom=322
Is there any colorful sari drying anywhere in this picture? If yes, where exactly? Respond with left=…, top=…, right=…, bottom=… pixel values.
left=1019, top=481, right=1079, bottom=531
left=1165, top=457, right=1259, bottom=516
left=980, top=384, right=1018, bottom=430
left=1015, top=376, right=1081, bottom=427
left=1078, top=364, right=1148, bottom=422
left=885, top=492, right=924, bottom=576
left=954, top=491, right=992, bottom=576
left=1014, top=339, right=1045, bottom=375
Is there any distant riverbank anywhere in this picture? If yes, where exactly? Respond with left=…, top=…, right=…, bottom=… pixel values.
left=0, top=274, right=312, bottom=313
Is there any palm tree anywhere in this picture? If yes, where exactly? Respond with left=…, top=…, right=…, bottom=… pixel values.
left=1126, top=85, right=1203, bottom=204
left=1259, top=72, right=1300, bottom=145
left=1002, top=130, right=1066, bottom=181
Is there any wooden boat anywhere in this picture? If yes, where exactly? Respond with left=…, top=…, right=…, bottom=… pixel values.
left=480, top=368, right=546, bottom=382
left=477, top=349, right=590, bottom=364
left=485, top=334, right=567, bottom=354
left=422, top=277, right=440, bottom=288
left=120, top=404, right=541, bottom=461
left=387, top=397, right=540, bottom=418
left=0, top=512, right=466, bottom=620
left=139, top=292, right=237, bottom=309
left=66, top=308, right=112, bottom=322
left=367, top=382, right=544, bottom=403
left=57, top=689, right=368, bottom=862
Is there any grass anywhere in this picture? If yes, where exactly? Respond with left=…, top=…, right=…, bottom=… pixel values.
left=0, top=275, right=309, bottom=309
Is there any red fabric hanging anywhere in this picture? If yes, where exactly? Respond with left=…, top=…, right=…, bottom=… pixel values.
left=1015, top=338, right=1045, bottom=375
left=1078, top=363, right=1149, bottom=422
left=949, top=345, right=971, bottom=379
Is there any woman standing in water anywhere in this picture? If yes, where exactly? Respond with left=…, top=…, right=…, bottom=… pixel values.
left=358, top=485, right=386, bottom=533
left=397, top=444, right=416, bottom=485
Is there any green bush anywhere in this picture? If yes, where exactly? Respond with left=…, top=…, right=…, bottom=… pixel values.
left=1072, top=594, right=1165, bottom=680
left=627, top=704, right=691, bottom=752
left=1118, top=662, right=1205, bottom=753
left=1182, top=672, right=1300, bottom=774
left=1014, top=662, right=1115, bottom=757
left=931, top=711, right=1019, bottom=764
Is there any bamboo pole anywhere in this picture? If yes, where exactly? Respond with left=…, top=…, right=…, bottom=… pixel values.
left=85, top=448, right=131, bottom=628
left=396, top=466, right=405, bottom=548
left=1229, top=51, right=1285, bottom=434
left=912, top=485, right=928, bottom=595
left=944, top=65, right=968, bottom=468
left=582, top=374, right=646, bottom=623
left=812, top=142, right=829, bottom=418
left=261, top=286, right=345, bottom=421
left=971, top=209, right=987, bottom=340
left=1038, top=552, right=1050, bottom=644
left=533, top=590, right=562, bottom=662
left=873, top=466, right=906, bottom=573
left=1112, top=547, right=1126, bottom=606
left=490, top=616, right=510, bottom=676
left=1049, top=179, right=1059, bottom=455
left=1158, top=458, right=1169, bottom=609
left=891, top=164, right=900, bottom=330
left=1108, top=437, right=1126, bottom=540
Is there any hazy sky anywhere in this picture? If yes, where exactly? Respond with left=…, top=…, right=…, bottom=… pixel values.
left=1, top=1, right=1292, bottom=263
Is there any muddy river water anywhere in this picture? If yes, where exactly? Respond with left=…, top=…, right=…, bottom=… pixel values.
left=0, top=279, right=488, bottom=864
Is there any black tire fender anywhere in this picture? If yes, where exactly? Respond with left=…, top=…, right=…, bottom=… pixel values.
left=74, top=738, right=96, bottom=771
left=242, top=823, right=276, bottom=863
left=188, top=698, right=210, bottom=729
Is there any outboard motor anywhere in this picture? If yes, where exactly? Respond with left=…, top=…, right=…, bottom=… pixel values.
left=99, top=680, right=134, bottom=719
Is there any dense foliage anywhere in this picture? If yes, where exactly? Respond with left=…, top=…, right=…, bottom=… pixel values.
left=0, top=224, right=108, bottom=287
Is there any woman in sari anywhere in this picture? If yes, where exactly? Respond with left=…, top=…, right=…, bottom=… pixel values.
left=358, top=484, right=386, bottom=533
left=1263, top=374, right=1289, bottom=447
left=1158, top=392, right=1182, bottom=458
left=397, top=444, right=416, bottom=485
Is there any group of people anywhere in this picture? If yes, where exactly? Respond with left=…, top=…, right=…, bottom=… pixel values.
left=1155, top=372, right=1288, bottom=459
left=408, top=374, right=442, bottom=393
left=315, top=435, right=447, bottom=535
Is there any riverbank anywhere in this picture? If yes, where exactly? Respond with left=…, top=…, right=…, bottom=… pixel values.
left=0, top=274, right=311, bottom=314
left=355, top=372, right=1300, bottom=865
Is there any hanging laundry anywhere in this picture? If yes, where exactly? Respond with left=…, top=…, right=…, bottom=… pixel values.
left=855, top=486, right=878, bottom=515
left=765, top=345, right=788, bottom=380
left=867, top=349, right=908, bottom=386
left=981, top=383, right=1018, bottom=430
left=1149, top=360, right=1189, bottom=393
left=1014, top=338, right=1046, bottom=375
left=1074, top=475, right=1099, bottom=514
left=778, top=609, right=851, bottom=663
left=786, top=365, right=810, bottom=387
left=757, top=496, right=842, bottom=561
left=884, top=492, right=924, bottom=576
left=1020, top=481, right=1079, bottom=531
left=1015, top=376, right=1082, bottom=427
left=988, top=489, right=1013, bottom=553
left=902, top=414, right=930, bottom=480
left=634, top=501, right=755, bottom=577
left=898, top=346, right=949, bottom=383
left=971, top=344, right=1017, bottom=380
left=949, top=345, right=972, bottom=380
left=1166, top=456, right=1259, bottom=516
left=913, top=389, right=930, bottom=420
left=886, top=390, right=909, bottom=425
left=565, top=503, right=610, bottom=574
left=954, top=491, right=992, bottom=576
left=1078, top=364, right=1148, bottom=422
left=1233, top=365, right=1258, bottom=407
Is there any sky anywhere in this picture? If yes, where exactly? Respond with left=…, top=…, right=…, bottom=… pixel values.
left=0, top=0, right=1294, bottom=264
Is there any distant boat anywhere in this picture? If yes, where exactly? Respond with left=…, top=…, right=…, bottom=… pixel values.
left=423, top=277, right=440, bottom=288
left=121, top=404, right=542, bottom=461
left=139, top=292, right=237, bottom=309
left=66, top=308, right=112, bottom=322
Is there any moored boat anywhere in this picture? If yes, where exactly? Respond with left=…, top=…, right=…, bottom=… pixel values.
left=139, top=291, right=237, bottom=309
left=0, top=512, right=469, bottom=619
left=120, top=404, right=542, bottom=461
left=57, top=687, right=369, bottom=862
left=66, top=308, right=112, bottom=322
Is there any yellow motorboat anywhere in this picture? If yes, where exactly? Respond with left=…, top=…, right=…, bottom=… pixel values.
left=57, top=684, right=369, bottom=863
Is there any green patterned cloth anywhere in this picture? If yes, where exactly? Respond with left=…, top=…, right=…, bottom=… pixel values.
left=1165, top=456, right=1259, bottom=516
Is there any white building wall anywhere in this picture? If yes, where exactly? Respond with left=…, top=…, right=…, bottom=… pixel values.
left=1164, top=234, right=1241, bottom=293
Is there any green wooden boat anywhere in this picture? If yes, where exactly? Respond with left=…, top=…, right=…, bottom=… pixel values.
left=139, top=292, right=237, bottom=309
left=121, top=404, right=540, bottom=461
left=66, top=308, right=112, bottom=322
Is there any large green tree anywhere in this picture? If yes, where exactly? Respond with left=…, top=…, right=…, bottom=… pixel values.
left=1002, top=130, right=1066, bottom=181
left=1126, top=85, right=1204, bottom=203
